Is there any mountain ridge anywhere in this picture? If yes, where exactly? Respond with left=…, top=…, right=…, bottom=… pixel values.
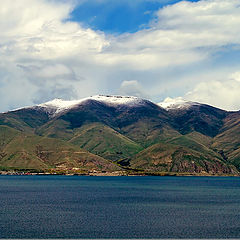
left=6, top=95, right=237, bottom=116
left=1, top=95, right=240, bottom=175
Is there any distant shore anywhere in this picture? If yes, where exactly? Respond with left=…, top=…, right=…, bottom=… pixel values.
left=1, top=170, right=239, bottom=177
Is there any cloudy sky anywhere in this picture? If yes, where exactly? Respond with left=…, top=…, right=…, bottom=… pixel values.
left=1, top=0, right=240, bottom=112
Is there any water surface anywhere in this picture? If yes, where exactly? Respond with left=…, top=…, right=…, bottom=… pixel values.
left=0, top=175, right=240, bottom=238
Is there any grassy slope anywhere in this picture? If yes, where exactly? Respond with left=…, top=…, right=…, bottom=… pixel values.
left=0, top=114, right=33, bottom=133
left=130, top=142, right=237, bottom=175
left=120, top=119, right=181, bottom=147
left=0, top=126, right=120, bottom=171
left=36, top=118, right=74, bottom=140
left=69, top=123, right=143, bottom=161
left=166, top=132, right=222, bottom=160
left=212, top=112, right=240, bottom=169
left=0, top=108, right=49, bottom=133
left=212, top=113, right=240, bottom=153
left=38, top=120, right=144, bottom=161
left=184, top=131, right=213, bottom=147
left=0, top=125, right=22, bottom=145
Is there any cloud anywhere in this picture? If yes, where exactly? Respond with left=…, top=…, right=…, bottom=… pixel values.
left=17, top=62, right=82, bottom=104
left=18, top=63, right=77, bottom=80
left=0, top=0, right=108, bottom=111
left=106, top=0, right=240, bottom=69
left=1, top=0, right=240, bottom=111
left=230, top=72, right=240, bottom=82
left=32, top=83, right=78, bottom=104
left=119, top=80, right=148, bottom=98
left=185, top=72, right=240, bottom=111
left=155, top=0, right=240, bottom=47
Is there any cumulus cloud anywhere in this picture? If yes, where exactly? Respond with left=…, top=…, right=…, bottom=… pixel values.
left=0, top=0, right=108, bottom=111
left=1, top=0, right=240, bottom=111
left=230, top=72, right=240, bottom=82
left=119, top=80, right=148, bottom=98
left=185, top=72, right=240, bottom=111
left=18, top=63, right=78, bottom=80
left=107, top=0, right=240, bottom=70
left=0, top=0, right=108, bottom=60
left=32, top=84, right=78, bottom=104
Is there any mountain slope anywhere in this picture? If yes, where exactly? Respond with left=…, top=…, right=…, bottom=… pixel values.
left=0, top=108, right=50, bottom=133
left=212, top=111, right=240, bottom=169
left=162, top=100, right=228, bottom=137
left=166, top=133, right=220, bottom=160
left=1, top=95, right=240, bottom=175
left=130, top=142, right=237, bottom=175
left=0, top=127, right=120, bottom=172
left=36, top=96, right=174, bottom=147
left=69, top=123, right=143, bottom=161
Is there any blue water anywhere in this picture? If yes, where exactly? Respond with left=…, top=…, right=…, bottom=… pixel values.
left=0, top=176, right=240, bottom=238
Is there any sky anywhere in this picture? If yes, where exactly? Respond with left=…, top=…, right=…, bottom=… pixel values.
left=1, top=0, right=240, bottom=112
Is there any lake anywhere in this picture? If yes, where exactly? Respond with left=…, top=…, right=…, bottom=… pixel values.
left=0, top=175, right=240, bottom=238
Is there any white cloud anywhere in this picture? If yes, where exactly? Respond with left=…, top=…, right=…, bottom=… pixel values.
left=230, top=71, right=240, bottom=82
left=155, top=0, right=240, bottom=48
left=107, top=0, right=240, bottom=70
left=185, top=74, right=240, bottom=111
left=1, top=0, right=240, bottom=111
left=119, top=80, right=148, bottom=98
left=0, top=0, right=108, bottom=60
left=18, top=63, right=76, bottom=79
left=0, top=0, right=109, bottom=111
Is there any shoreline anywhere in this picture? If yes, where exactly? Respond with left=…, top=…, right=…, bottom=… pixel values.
left=0, top=170, right=239, bottom=177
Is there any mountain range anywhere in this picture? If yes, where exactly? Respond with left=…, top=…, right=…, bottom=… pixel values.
left=0, top=95, right=239, bottom=175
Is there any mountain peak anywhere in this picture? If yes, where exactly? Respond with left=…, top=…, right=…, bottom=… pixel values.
left=36, top=95, right=147, bottom=117
left=89, top=95, right=142, bottom=105
left=158, top=97, right=200, bottom=110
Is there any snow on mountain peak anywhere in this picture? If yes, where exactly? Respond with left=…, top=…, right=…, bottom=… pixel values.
left=158, top=97, right=199, bottom=110
left=5, top=95, right=201, bottom=116
left=38, top=98, right=83, bottom=114
left=37, top=95, right=145, bottom=116
left=90, top=95, right=142, bottom=105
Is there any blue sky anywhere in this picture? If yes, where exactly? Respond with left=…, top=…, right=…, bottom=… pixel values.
left=1, top=0, right=240, bottom=112
left=71, top=0, right=199, bottom=33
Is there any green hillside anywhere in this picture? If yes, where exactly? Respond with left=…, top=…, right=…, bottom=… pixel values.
left=120, top=119, right=181, bottom=147
left=1, top=98, right=240, bottom=175
left=0, top=108, right=49, bottom=133
left=0, top=127, right=120, bottom=172
left=130, top=142, right=237, bottom=175
left=167, top=133, right=221, bottom=160
left=212, top=112, right=240, bottom=169
left=69, top=123, right=143, bottom=161
left=37, top=118, right=74, bottom=140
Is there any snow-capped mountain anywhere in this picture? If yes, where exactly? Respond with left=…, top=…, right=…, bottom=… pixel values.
left=1, top=94, right=239, bottom=175
left=158, top=97, right=200, bottom=110
left=10, top=95, right=154, bottom=117
left=9, top=95, right=203, bottom=117
left=39, top=95, right=145, bottom=111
